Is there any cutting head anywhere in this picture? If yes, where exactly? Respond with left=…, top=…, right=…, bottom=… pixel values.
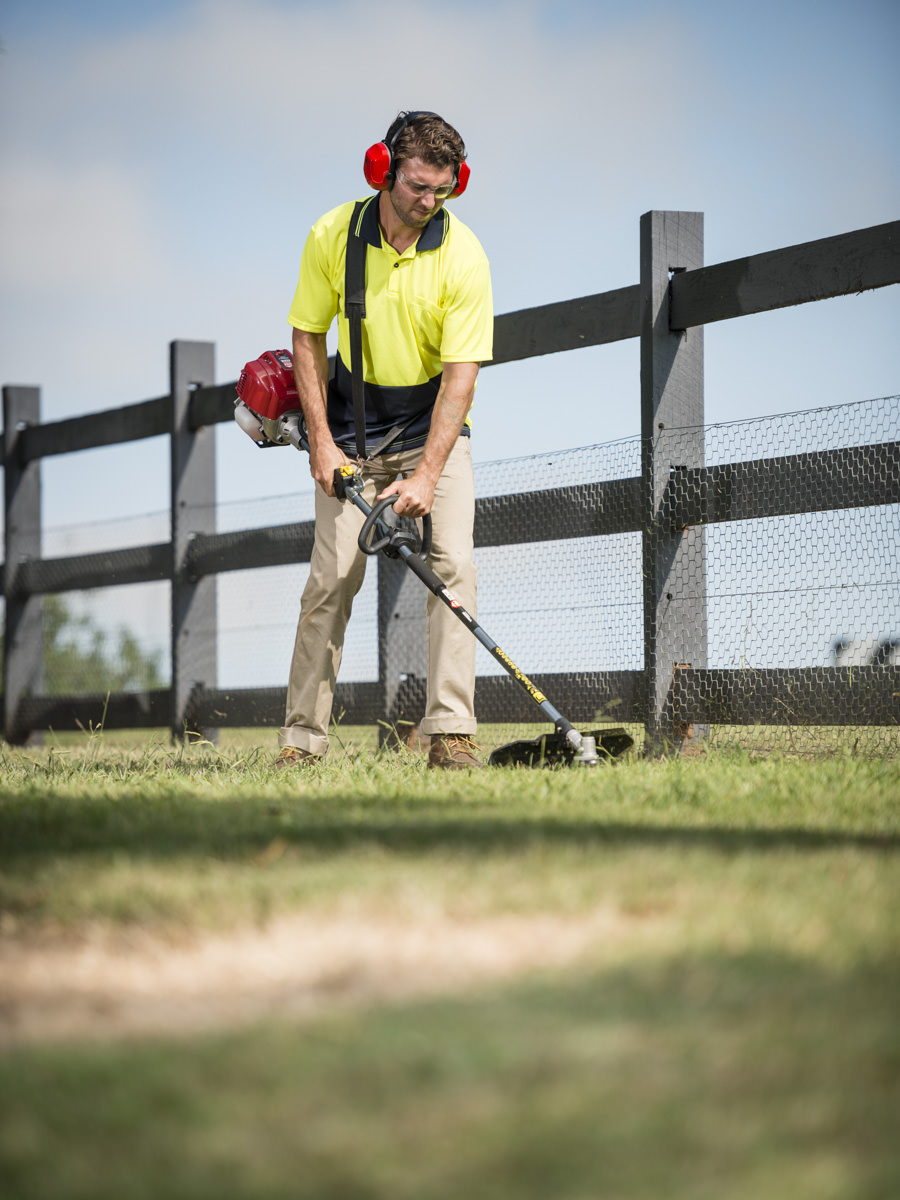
left=488, top=727, right=634, bottom=768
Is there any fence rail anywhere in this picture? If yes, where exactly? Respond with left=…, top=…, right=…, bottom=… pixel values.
left=3, top=213, right=899, bottom=749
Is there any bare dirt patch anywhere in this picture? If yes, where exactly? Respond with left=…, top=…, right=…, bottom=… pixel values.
left=0, top=907, right=649, bottom=1046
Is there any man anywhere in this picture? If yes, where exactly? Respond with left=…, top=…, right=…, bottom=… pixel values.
left=278, top=111, right=493, bottom=770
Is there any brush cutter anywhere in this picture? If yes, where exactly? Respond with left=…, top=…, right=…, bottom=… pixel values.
left=235, top=350, right=633, bottom=767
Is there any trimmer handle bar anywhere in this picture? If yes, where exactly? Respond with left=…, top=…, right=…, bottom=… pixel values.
left=358, top=495, right=432, bottom=561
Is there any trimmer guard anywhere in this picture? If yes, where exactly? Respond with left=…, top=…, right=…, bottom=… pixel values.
left=488, top=727, right=634, bottom=768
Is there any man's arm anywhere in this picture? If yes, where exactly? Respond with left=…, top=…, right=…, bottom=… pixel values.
left=377, top=361, right=480, bottom=518
left=292, top=327, right=351, bottom=497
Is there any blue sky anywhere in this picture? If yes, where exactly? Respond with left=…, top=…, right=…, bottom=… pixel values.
left=1, top=0, right=898, bottom=530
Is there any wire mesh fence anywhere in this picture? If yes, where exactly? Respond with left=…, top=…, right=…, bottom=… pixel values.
left=22, top=395, right=900, bottom=756
left=651, top=396, right=899, bottom=755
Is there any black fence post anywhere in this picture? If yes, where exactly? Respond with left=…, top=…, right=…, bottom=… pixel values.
left=377, top=556, right=427, bottom=745
left=2, top=386, right=43, bottom=745
left=170, top=341, right=217, bottom=742
left=640, top=212, right=709, bottom=754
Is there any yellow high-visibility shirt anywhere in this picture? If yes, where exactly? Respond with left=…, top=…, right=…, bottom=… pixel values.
left=287, top=195, right=493, bottom=451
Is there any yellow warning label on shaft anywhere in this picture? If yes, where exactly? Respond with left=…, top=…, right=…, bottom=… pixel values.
left=494, top=648, right=546, bottom=703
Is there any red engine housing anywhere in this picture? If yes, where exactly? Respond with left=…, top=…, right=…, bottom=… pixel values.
left=236, top=349, right=298, bottom=420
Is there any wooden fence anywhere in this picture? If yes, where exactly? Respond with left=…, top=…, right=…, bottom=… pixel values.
left=3, top=211, right=899, bottom=749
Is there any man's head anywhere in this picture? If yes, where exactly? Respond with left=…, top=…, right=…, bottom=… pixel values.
left=364, top=111, right=469, bottom=197
left=389, top=111, right=467, bottom=184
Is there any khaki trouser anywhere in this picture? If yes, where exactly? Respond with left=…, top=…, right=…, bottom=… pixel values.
left=281, top=437, right=477, bottom=756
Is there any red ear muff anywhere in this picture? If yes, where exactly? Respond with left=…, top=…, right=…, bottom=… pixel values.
left=450, top=160, right=470, bottom=198
left=364, top=142, right=392, bottom=190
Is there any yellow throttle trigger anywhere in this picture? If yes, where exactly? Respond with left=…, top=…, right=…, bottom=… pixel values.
left=333, top=464, right=362, bottom=501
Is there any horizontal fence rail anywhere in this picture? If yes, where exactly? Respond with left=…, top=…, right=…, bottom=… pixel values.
left=663, top=442, right=900, bottom=529
left=673, top=666, right=900, bottom=727
left=3, top=214, right=899, bottom=748
left=13, top=395, right=171, bottom=461
left=669, top=220, right=900, bottom=329
left=15, top=662, right=900, bottom=738
left=13, top=544, right=172, bottom=596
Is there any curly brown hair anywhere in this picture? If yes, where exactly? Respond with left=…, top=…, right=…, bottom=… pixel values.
left=390, top=111, right=467, bottom=175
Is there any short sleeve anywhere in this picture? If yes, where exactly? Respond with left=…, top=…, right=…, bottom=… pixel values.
left=440, top=252, right=493, bottom=364
left=287, top=225, right=341, bottom=334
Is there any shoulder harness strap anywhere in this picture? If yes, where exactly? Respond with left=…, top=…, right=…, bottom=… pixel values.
left=344, top=200, right=369, bottom=461
left=344, top=197, right=439, bottom=462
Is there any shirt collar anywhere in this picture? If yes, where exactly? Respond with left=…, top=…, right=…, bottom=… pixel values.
left=357, top=195, right=448, bottom=252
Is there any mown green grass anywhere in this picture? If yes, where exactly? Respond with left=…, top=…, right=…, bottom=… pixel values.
left=1, top=732, right=898, bottom=1199
left=1, top=731, right=897, bottom=936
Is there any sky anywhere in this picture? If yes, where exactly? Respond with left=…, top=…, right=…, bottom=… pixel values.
left=1, top=0, right=898, bottom=522
left=0, top=0, right=898, bottom=682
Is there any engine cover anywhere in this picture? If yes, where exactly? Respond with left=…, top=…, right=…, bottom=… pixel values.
left=236, top=349, right=298, bottom=421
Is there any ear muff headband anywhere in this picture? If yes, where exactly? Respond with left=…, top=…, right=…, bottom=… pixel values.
left=363, top=110, right=469, bottom=197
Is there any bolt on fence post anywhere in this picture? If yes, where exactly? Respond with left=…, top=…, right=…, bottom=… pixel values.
left=640, top=212, right=709, bottom=755
left=2, top=386, right=43, bottom=745
left=170, top=340, right=217, bottom=743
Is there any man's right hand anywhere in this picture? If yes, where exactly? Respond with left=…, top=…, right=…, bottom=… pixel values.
left=291, top=328, right=348, bottom=496
left=309, top=439, right=353, bottom=497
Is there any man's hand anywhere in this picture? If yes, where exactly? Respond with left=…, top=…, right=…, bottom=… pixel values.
left=291, top=327, right=351, bottom=497
left=377, top=471, right=437, bottom=518
left=309, top=440, right=353, bottom=498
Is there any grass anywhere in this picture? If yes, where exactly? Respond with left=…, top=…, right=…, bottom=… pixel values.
left=0, top=728, right=899, bottom=1198
left=4, top=956, right=898, bottom=1200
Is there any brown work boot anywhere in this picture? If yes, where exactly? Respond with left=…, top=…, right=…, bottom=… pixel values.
left=275, top=745, right=319, bottom=769
left=427, top=734, right=484, bottom=770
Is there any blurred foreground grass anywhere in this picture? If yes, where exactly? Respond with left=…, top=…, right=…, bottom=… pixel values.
left=3, top=951, right=898, bottom=1200
left=0, top=730, right=898, bottom=1198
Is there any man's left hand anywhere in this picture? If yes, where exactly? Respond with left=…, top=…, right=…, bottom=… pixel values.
left=376, top=473, right=436, bottom=518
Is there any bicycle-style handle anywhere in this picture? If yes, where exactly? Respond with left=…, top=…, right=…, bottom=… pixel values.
left=357, top=495, right=432, bottom=561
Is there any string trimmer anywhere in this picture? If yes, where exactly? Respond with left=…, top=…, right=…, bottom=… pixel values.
left=235, top=349, right=633, bottom=767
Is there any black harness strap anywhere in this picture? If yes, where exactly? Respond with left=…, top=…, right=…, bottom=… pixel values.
left=344, top=198, right=436, bottom=462
left=344, top=200, right=369, bottom=461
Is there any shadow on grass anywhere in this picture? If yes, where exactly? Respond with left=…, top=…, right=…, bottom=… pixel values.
left=1, top=791, right=898, bottom=866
